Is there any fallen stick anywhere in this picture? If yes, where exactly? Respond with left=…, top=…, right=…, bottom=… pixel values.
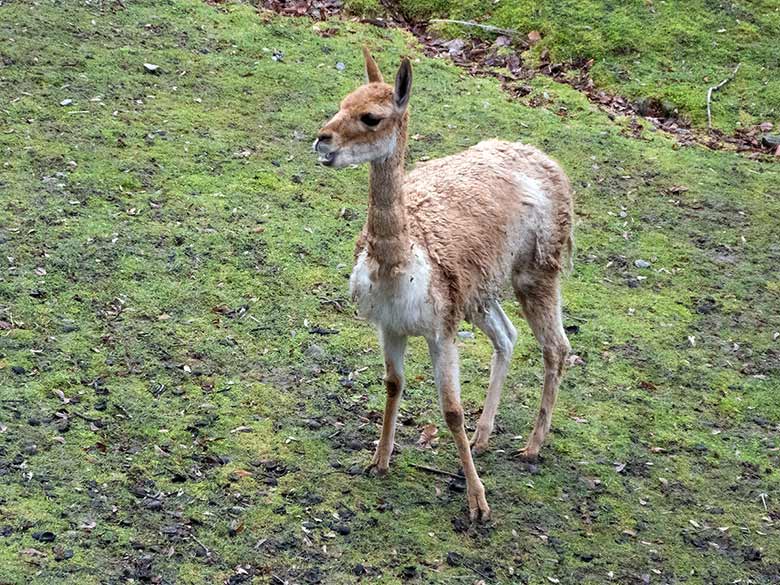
left=409, top=463, right=464, bottom=479
left=706, top=63, right=741, bottom=129
left=190, top=534, right=211, bottom=557
left=73, top=411, right=100, bottom=423
left=429, top=19, right=520, bottom=37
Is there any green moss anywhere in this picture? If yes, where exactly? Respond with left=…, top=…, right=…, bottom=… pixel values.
left=0, top=0, right=778, bottom=583
left=352, top=0, right=780, bottom=132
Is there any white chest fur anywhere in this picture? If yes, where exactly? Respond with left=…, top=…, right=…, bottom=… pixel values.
left=349, top=245, right=436, bottom=336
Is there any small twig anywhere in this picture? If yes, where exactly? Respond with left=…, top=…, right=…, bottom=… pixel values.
left=190, top=534, right=211, bottom=557
left=73, top=411, right=100, bottom=423
left=429, top=19, right=519, bottom=37
left=567, top=315, right=589, bottom=323
left=462, top=560, right=491, bottom=581
left=409, top=463, right=464, bottom=479
left=706, top=63, right=741, bottom=129
left=114, top=403, right=132, bottom=419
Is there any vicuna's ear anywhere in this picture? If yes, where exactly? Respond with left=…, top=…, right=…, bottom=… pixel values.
left=393, top=58, right=412, bottom=111
left=362, top=46, right=384, bottom=83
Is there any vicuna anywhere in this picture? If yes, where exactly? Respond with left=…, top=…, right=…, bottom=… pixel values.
left=314, top=48, right=573, bottom=520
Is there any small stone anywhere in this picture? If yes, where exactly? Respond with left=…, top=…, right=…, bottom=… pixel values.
left=446, top=551, right=463, bottom=566
left=32, top=531, right=56, bottom=542
left=59, top=98, right=73, bottom=106
left=495, top=35, right=512, bottom=47
left=444, top=38, right=465, bottom=57
left=335, top=62, right=345, bottom=71
left=761, top=134, right=780, bottom=148
left=401, top=566, right=418, bottom=579
left=334, top=523, right=350, bottom=535
left=634, top=259, right=651, bottom=269
left=143, top=63, right=160, bottom=74
left=448, top=478, right=466, bottom=492
left=304, top=343, right=326, bottom=362
left=54, top=547, right=74, bottom=562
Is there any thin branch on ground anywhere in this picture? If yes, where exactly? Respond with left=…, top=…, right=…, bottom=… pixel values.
left=706, top=63, right=741, bottom=129
left=190, top=534, right=212, bottom=558
left=73, top=411, right=100, bottom=423
left=409, top=463, right=464, bottom=479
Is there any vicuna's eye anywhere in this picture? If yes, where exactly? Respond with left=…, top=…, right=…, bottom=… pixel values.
left=360, top=113, right=382, bottom=127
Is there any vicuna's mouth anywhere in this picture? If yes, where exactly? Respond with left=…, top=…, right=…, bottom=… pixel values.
left=318, top=151, right=336, bottom=166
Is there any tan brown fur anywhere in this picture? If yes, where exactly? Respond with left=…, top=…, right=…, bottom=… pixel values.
left=314, top=48, right=573, bottom=521
left=374, top=140, right=572, bottom=330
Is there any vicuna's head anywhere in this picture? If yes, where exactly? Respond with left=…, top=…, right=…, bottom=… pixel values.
left=314, top=47, right=412, bottom=168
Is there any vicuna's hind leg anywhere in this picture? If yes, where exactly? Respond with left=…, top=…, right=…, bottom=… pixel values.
left=514, top=271, right=570, bottom=462
left=470, top=300, right=518, bottom=455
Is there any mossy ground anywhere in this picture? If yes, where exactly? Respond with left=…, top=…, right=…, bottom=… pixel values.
left=346, top=0, right=780, bottom=133
left=1, top=1, right=779, bottom=583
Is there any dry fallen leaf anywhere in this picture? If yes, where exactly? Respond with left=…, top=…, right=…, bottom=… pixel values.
left=416, top=423, right=438, bottom=449
left=229, top=518, right=244, bottom=536
left=53, top=389, right=70, bottom=404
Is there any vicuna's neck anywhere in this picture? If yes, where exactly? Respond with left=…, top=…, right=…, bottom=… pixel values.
left=366, top=112, right=410, bottom=275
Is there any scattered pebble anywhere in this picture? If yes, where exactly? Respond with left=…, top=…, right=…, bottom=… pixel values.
left=32, top=531, right=56, bottom=543
left=634, top=259, right=651, bottom=269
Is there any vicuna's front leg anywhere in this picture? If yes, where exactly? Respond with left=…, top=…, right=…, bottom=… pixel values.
left=427, top=335, right=490, bottom=521
left=366, top=329, right=407, bottom=475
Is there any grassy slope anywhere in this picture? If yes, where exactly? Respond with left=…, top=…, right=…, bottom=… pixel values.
left=1, top=1, right=779, bottom=583
left=348, top=0, right=780, bottom=132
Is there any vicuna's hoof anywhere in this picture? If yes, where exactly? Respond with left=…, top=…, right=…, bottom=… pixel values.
left=363, top=461, right=389, bottom=477
left=468, top=489, right=491, bottom=523
left=516, top=447, right=539, bottom=463
left=469, top=428, right=491, bottom=457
